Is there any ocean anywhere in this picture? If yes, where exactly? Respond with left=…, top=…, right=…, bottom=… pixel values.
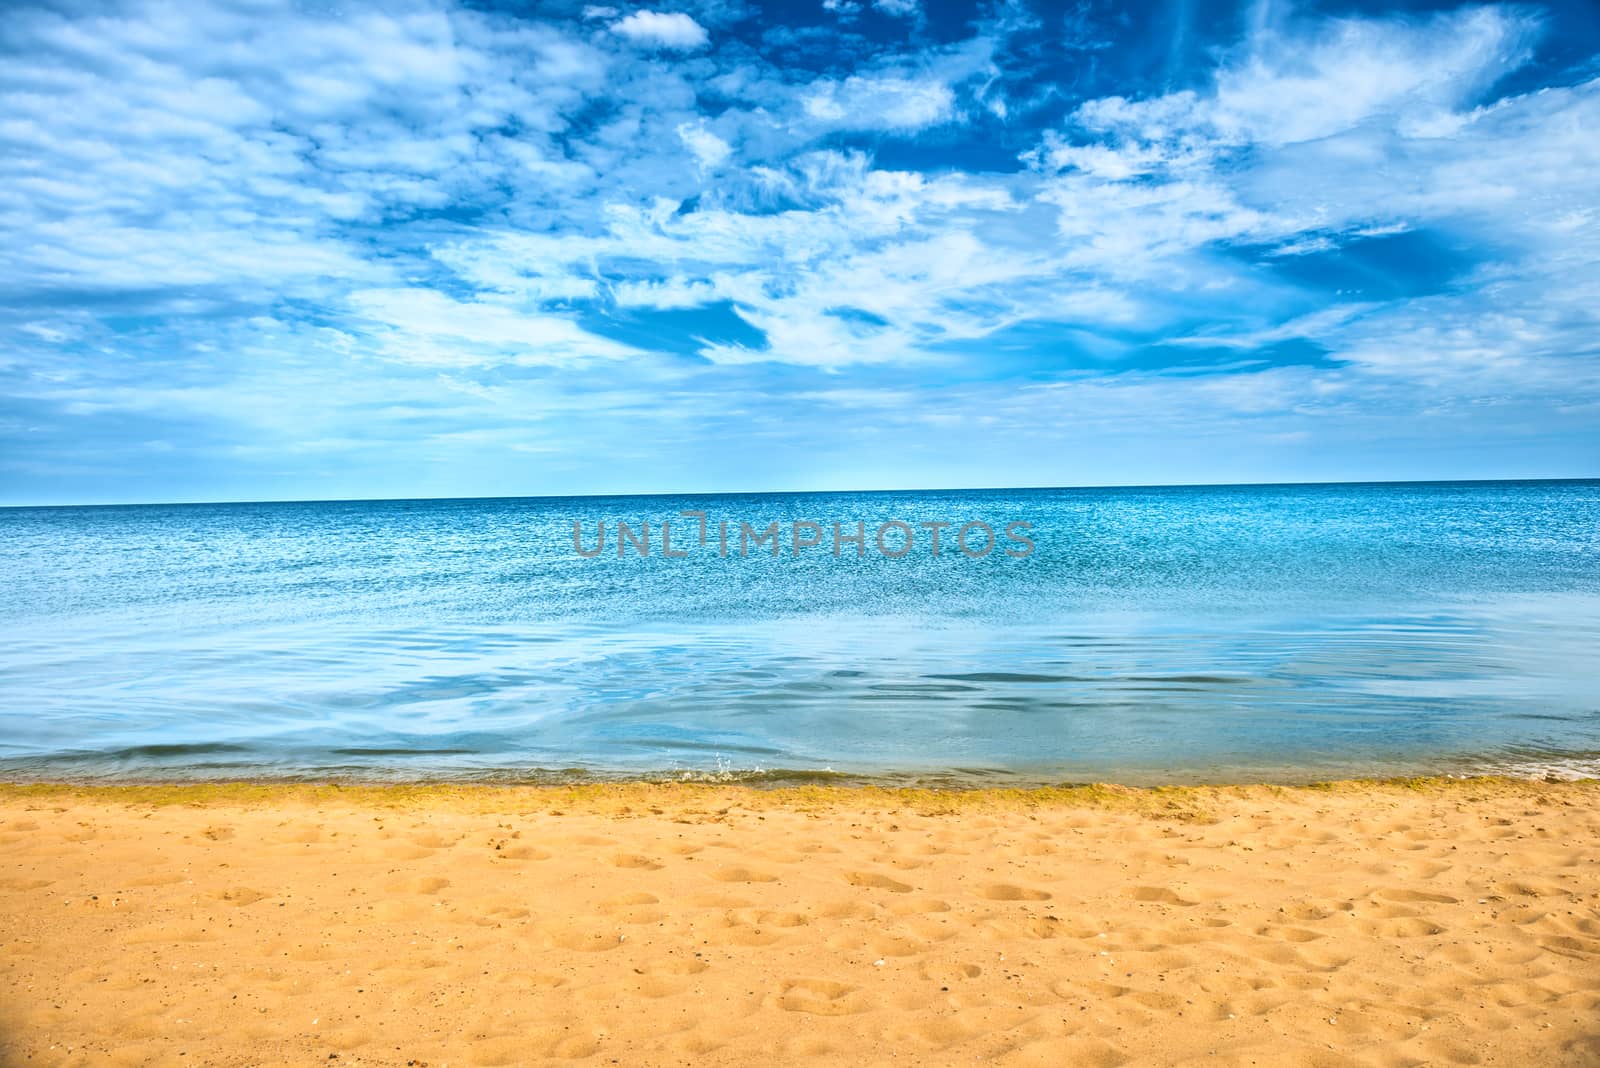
left=2, top=480, right=1597, bottom=785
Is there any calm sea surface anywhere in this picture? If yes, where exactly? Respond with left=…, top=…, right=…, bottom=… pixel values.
left=2, top=481, right=1598, bottom=785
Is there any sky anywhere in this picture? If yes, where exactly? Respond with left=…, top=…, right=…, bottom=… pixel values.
left=2, top=0, right=1598, bottom=505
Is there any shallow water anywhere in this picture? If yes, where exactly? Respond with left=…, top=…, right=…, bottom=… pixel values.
left=2, top=481, right=1598, bottom=784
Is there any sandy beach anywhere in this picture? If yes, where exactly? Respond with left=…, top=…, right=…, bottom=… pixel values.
left=2, top=778, right=1597, bottom=1067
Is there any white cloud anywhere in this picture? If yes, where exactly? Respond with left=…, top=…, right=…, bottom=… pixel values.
left=431, top=148, right=1071, bottom=367
left=676, top=121, right=733, bottom=170
left=1067, top=7, right=1538, bottom=155
left=611, top=11, right=709, bottom=51
left=0, top=0, right=614, bottom=302
left=347, top=289, right=637, bottom=366
left=1210, top=8, right=1537, bottom=147
left=1267, top=236, right=1339, bottom=257
left=803, top=75, right=955, bottom=130
left=612, top=277, right=720, bottom=309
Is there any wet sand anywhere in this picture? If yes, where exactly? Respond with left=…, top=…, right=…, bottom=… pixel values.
left=2, top=778, right=1598, bottom=1066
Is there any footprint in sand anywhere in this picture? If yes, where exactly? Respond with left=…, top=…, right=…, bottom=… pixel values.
left=496, top=844, right=551, bottom=861
left=612, top=853, right=664, bottom=870
left=547, top=930, right=626, bottom=952
left=385, top=876, right=450, bottom=895
left=669, top=1032, right=730, bottom=1056
left=980, top=882, right=1052, bottom=901
left=825, top=932, right=922, bottom=957
left=845, top=871, right=913, bottom=893
left=601, top=891, right=660, bottom=907
left=820, top=901, right=877, bottom=920
left=128, top=872, right=186, bottom=887
left=905, top=1017, right=979, bottom=1049
left=635, top=974, right=692, bottom=999
left=0, top=877, right=53, bottom=891
left=494, top=971, right=570, bottom=990
left=710, top=866, right=779, bottom=883
left=1254, top=924, right=1325, bottom=943
left=717, top=921, right=788, bottom=947
left=212, top=887, right=269, bottom=906
left=1125, top=885, right=1196, bottom=905
left=888, top=896, right=952, bottom=915
left=636, top=958, right=709, bottom=977
left=1378, top=887, right=1461, bottom=904
left=270, top=824, right=322, bottom=844
left=777, top=979, right=871, bottom=1016
left=1540, top=934, right=1595, bottom=954
left=1360, top=916, right=1446, bottom=938
left=919, top=961, right=984, bottom=986
left=473, top=905, right=532, bottom=926
left=728, top=907, right=809, bottom=927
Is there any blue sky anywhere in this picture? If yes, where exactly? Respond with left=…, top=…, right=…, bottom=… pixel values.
left=2, top=0, right=1598, bottom=504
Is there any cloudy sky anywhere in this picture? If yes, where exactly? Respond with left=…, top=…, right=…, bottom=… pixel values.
left=3, top=0, right=1598, bottom=504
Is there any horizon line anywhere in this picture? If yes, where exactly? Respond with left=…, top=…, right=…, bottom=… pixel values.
left=3, top=475, right=1598, bottom=511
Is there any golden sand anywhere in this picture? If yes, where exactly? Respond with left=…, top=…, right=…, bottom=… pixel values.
left=2, top=778, right=1598, bottom=1067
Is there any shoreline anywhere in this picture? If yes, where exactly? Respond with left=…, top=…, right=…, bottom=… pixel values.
left=4, top=775, right=1598, bottom=1066
left=2, top=755, right=1597, bottom=793
left=2, top=770, right=1597, bottom=806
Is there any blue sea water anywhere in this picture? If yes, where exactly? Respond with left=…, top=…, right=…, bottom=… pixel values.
left=1, top=481, right=1598, bottom=785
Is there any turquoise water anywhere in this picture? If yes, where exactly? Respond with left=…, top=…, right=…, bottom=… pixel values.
left=1, top=481, right=1598, bottom=784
